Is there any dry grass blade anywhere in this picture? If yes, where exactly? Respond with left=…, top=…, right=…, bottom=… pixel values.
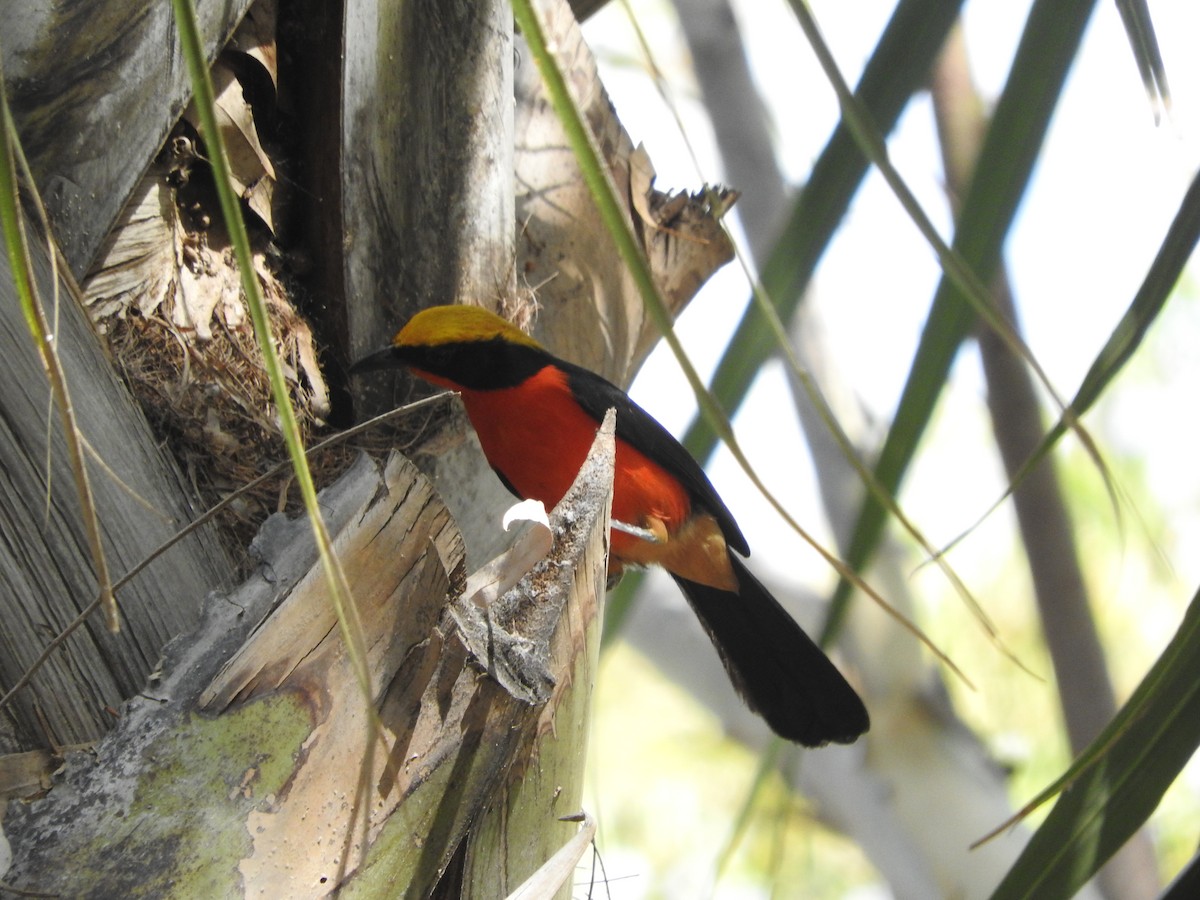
left=0, top=67, right=118, bottom=632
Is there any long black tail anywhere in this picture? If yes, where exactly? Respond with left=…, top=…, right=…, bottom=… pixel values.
left=672, top=555, right=869, bottom=746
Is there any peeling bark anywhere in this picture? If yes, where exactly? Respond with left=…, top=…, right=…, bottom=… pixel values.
left=4, top=418, right=613, bottom=898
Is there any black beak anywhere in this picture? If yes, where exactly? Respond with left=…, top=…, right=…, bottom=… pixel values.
left=349, top=346, right=405, bottom=376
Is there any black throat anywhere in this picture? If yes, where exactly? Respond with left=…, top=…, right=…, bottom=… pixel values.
left=396, top=337, right=554, bottom=390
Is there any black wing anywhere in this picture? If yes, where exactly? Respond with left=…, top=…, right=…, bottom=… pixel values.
left=560, top=359, right=749, bottom=557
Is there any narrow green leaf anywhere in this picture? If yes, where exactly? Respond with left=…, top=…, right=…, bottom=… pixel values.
left=944, top=165, right=1200, bottom=551
left=0, top=86, right=37, bottom=336
left=682, top=0, right=966, bottom=464
left=826, top=0, right=1098, bottom=636
left=1113, top=0, right=1171, bottom=119
left=169, top=0, right=375, bottom=713
left=988, top=583, right=1200, bottom=899
left=609, top=0, right=966, bottom=647
left=1068, top=167, right=1200, bottom=414
left=780, top=3, right=1064, bottom=666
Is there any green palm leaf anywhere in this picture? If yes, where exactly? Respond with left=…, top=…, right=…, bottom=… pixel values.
left=988, top=582, right=1200, bottom=899
left=682, top=0, right=967, bottom=464
left=826, top=0, right=1097, bottom=633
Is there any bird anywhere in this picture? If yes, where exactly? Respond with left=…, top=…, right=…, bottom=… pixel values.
left=353, top=304, right=868, bottom=746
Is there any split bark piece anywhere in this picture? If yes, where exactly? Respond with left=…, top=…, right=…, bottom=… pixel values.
left=4, top=413, right=615, bottom=899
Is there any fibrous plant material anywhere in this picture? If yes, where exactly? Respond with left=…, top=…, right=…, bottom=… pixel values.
left=81, top=11, right=339, bottom=546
